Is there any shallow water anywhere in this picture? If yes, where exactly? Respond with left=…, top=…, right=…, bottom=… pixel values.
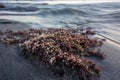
left=0, top=2, right=120, bottom=43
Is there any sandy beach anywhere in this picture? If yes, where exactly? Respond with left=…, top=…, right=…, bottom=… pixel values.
left=0, top=19, right=120, bottom=80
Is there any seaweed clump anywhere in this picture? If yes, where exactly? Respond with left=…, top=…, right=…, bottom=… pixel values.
left=0, top=28, right=106, bottom=80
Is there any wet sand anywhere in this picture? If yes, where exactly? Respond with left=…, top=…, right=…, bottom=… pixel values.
left=0, top=19, right=31, bottom=31
left=95, top=40, right=120, bottom=80
left=0, top=19, right=120, bottom=80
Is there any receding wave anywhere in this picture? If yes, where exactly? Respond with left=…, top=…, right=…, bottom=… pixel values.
left=0, top=2, right=120, bottom=44
left=1, top=5, right=88, bottom=16
left=36, top=8, right=88, bottom=16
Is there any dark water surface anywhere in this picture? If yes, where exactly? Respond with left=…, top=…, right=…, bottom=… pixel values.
left=0, top=2, right=120, bottom=43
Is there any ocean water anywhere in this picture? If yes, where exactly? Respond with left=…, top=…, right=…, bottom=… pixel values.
left=0, top=2, right=120, bottom=43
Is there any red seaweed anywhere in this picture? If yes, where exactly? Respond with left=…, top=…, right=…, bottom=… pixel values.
left=0, top=28, right=106, bottom=80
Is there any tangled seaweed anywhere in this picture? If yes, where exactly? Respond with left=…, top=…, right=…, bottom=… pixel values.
left=0, top=28, right=106, bottom=80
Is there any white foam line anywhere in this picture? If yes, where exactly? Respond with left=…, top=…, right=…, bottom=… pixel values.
left=97, top=34, right=120, bottom=45
left=0, top=1, right=120, bottom=4
left=0, top=15, right=42, bottom=23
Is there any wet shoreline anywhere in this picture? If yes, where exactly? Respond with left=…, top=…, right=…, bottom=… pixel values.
left=0, top=2, right=120, bottom=44
left=0, top=20, right=120, bottom=80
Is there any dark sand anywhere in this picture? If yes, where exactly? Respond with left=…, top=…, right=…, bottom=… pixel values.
left=0, top=19, right=120, bottom=80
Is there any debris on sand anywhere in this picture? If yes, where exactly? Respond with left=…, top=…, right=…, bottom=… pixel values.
left=0, top=28, right=106, bottom=80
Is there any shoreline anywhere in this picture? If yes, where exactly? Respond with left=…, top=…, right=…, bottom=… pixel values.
left=0, top=20, right=120, bottom=80
left=0, top=19, right=32, bottom=31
